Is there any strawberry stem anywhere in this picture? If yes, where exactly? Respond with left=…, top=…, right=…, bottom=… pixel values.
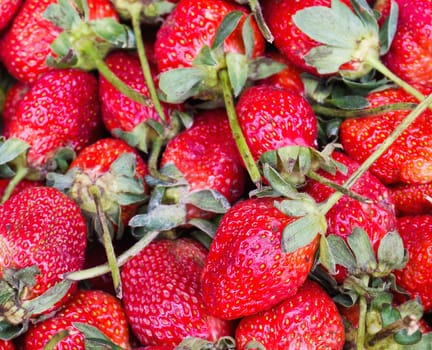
left=82, top=39, right=151, bottom=107
left=130, top=4, right=168, bottom=125
left=1, top=161, right=29, bottom=204
left=312, top=102, right=417, bottom=118
left=148, top=137, right=174, bottom=183
left=357, top=295, right=368, bottom=350
left=63, top=230, right=160, bottom=281
left=219, top=69, right=262, bottom=187
left=89, top=186, right=122, bottom=299
left=320, top=92, right=432, bottom=214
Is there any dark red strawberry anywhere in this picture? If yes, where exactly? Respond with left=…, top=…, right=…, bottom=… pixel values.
left=393, top=215, right=432, bottom=312
left=388, top=182, right=432, bottom=216
left=121, top=237, right=233, bottom=347
left=0, top=0, right=21, bottom=31
left=339, top=86, right=432, bottom=185
left=383, top=0, right=432, bottom=88
left=235, top=280, right=345, bottom=349
left=154, top=0, right=265, bottom=73
left=201, top=196, right=319, bottom=320
left=3, top=69, right=102, bottom=177
left=0, top=340, right=14, bottom=350
left=1, top=81, right=29, bottom=125
left=304, top=151, right=397, bottom=281
left=24, top=289, right=131, bottom=350
left=0, top=0, right=118, bottom=83
left=0, top=186, right=87, bottom=333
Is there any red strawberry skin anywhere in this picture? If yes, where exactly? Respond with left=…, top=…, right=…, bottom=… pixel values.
left=393, top=215, right=432, bottom=312
left=388, top=182, right=432, bottom=216
left=160, top=109, right=246, bottom=220
left=1, top=81, right=29, bottom=124
left=383, top=0, right=432, bottom=88
left=153, top=0, right=265, bottom=73
left=201, top=197, right=319, bottom=320
left=235, top=85, right=318, bottom=162
left=0, top=178, right=42, bottom=200
left=339, top=87, right=432, bottom=185
left=0, top=0, right=21, bottom=31
left=24, top=289, right=131, bottom=350
left=0, top=186, right=87, bottom=306
left=99, top=50, right=177, bottom=134
left=235, top=280, right=345, bottom=350
left=121, top=238, right=233, bottom=347
left=3, top=69, right=102, bottom=172
left=0, top=0, right=118, bottom=83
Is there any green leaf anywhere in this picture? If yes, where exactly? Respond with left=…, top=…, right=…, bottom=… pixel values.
left=128, top=204, right=187, bottom=232
left=318, top=235, right=336, bottom=274
left=346, top=227, right=377, bottom=270
left=379, top=1, right=399, bottom=55
left=193, top=45, right=219, bottom=66
left=212, top=11, right=243, bottom=49
left=159, top=68, right=207, bottom=103
left=43, top=0, right=82, bottom=30
left=242, top=15, right=255, bottom=58
left=281, top=214, right=322, bottom=253
left=262, top=164, right=304, bottom=199
left=226, top=52, right=248, bottom=97
left=381, top=304, right=400, bottom=327
left=73, top=322, right=124, bottom=350
left=377, top=230, right=406, bottom=271
left=184, top=189, right=231, bottom=214
left=0, top=138, right=29, bottom=165
left=247, top=57, right=286, bottom=81
left=401, top=332, right=432, bottom=350
left=304, top=46, right=354, bottom=75
left=90, top=19, right=135, bottom=48
left=330, top=95, right=370, bottom=109
left=47, top=32, right=77, bottom=68
left=395, top=329, right=422, bottom=346
left=326, top=234, right=357, bottom=271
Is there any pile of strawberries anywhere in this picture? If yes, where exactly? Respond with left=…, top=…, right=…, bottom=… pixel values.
left=0, top=0, right=431, bottom=348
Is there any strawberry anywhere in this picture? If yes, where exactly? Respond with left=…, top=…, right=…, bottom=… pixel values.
left=0, top=0, right=21, bottom=32
left=0, top=340, right=14, bottom=350
left=201, top=196, right=320, bottom=320
left=235, top=280, right=345, bottom=349
left=158, top=108, right=246, bottom=222
left=2, top=69, right=102, bottom=178
left=1, top=81, right=29, bottom=125
left=0, top=178, right=42, bottom=200
left=0, top=186, right=87, bottom=334
left=388, top=182, right=432, bottom=216
left=120, top=237, right=233, bottom=347
left=304, top=151, right=397, bottom=281
left=383, top=0, right=432, bottom=88
left=393, top=215, right=432, bottom=312
left=0, top=0, right=118, bottom=83
left=339, top=86, right=432, bottom=185
left=153, top=0, right=265, bottom=74
left=24, top=289, right=131, bottom=350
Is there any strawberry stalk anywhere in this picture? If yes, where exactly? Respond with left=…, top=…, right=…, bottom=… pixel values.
left=356, top=290, right=368, bottom=350
left=0, top=162, right=29, bottom=204
left=312, top=102, right=417, bottom=118
left=89, top=185, right=122, bottom=298
left=219, top=69, right=261, bottom=187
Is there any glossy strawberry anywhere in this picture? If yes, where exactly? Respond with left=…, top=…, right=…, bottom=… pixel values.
left=24, top=289, right=131, bottom=350
left=383, top=0, right=432, bottom=88
left=340, top=86, right=432, bottom=185
left=0, top=340, right=14, bottom=350
left=304, top=152, right=397, bottom=281
left=0, top=0, right=21, bottom=31
left=0, top=186, right=87, bottom=321
left=3, top=69, right=102, bottom=175
left=388, top=182, right=432, bottom=216
left=121, top=238, right=233, bottom=347
left=201, top=196, right=319, bottom=320
left=235, top=280, right=345, bottom=349
left=0, top=0, right=118, bottom=83
left=154, top=0, right=265, bottom=73
left=393, top=215, right=432, bottom=312
left=236, top=84, right=318, bottom=162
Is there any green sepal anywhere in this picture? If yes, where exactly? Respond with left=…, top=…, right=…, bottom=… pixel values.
left=47, top=32, right=77, bottom=68
left=212, top=11, right=243, bottom=50
left=328, top=94, right=370, bottom=109
left=226, top=52, right=248, bottom=97
left=175, top=336, right=237, bottom=350
left=188, top=218, right=219, bottom=239
left=0, top=321, right=26, bottom=341
left=184, top=189, right=231, bottom=214
left=395, top=329, right=422, bottom=346
left=324, top=234, right=357, bottom=273
left=318, top=235, right=336, bottom=275
left=247, top=57, right=286, bottom=81
left=90, top=18, right=135, bottom=49
left=48, top=147, right=76, bottom=173
left=242, top=15, right=255, bottom=58
left=0, top=138, right=30, bottom=169
left=261, top=163, right=307, bottom=200
left=377, top=230, right=407, bottom=273
left=347, top=227, right=377, bottom=272
left=43, top=0, right=82, bottom=30
left=378, top=1, right=399, bottom=55
left=73, top=322, right=124, bottom=350
left=280, top=214, right=323, bottom=253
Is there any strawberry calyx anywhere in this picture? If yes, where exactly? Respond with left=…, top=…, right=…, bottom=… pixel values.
left=174, top=336, right=238, bottom=350
left=0, top=266, right=72, bottom=340
left=234, top=0, right=273, bottom=43
left=112, top=0, right=175, bottom=24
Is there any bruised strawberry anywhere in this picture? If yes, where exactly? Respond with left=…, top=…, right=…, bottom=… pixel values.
left=201, top=196, right=319, bottom=320
left=121, top=238, right=233, bottom=347
left=235, top=280, right=345, bottom=349
left=24, top=289, right=131, bottom=350
left=340, top=87, right=432, bottom=185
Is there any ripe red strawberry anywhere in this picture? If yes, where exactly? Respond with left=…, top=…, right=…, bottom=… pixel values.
left=201, top=196, right=320, bottom=320
left=393, top=215, right=432, bottom=312
left=3, top=69, right=102, bottom=176
left=24, top=289, right=131, bottom=350
left=0, top=0, right=118, bottom=83
left=0, top=186, right=87, bottom=321
left=0, top=340, right=14, bottom=350
left=99, top=50, right=177, bottom=138
left=339, top=86, right=432, bottom=185
left=388, top=182, right=432, bottom=216
left=303, top=151, right=397, bottom=281
left=1, top=81, right=29, bottom=124
left=159, top=108, right=246, bottom=221
left=0, top=178, right=42, bottom=200
left=383, top=0, right=432, bottom=88
left=153, top=0, right=265, bottom=73
left=0, top=0, right=21, bottom=31
left=235, top=84, right=318, bottom=161
left=121, top=238, right=233, bottom=347
left=235, top=280, right=345, bottom=349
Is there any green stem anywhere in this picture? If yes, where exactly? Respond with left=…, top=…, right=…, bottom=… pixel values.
left=130, top=5, right=168, bottom=124
left=320, top=92, right=432, bottom=214
left=312, top=102, right=417, bottom=118
left=219, top=69, right=262, bottom=187
left=89, top=186, right=122, bottom=299
left=63, top=230, right=160, bottom=281
left=148, top=137, right=174, bottom=183
left=248, top=0, right=274, bottom=43
left=1, top=165, right=29, bottom=204
left=82, top=40, right=150, bottom=106
left=367, top=56, right=427, bottom=104
left=356, top=295, right=368, bottom=350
